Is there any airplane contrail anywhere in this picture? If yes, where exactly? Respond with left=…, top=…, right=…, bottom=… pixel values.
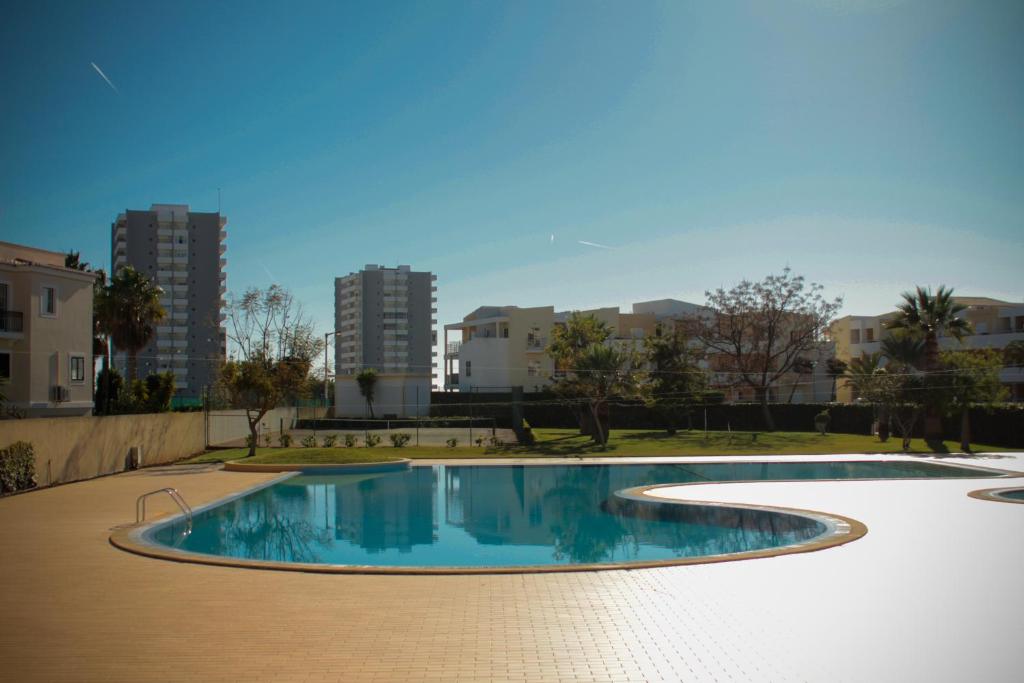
left=90, top=62, right=119, bottom=94
left=577, top=240, right=614, bottom=249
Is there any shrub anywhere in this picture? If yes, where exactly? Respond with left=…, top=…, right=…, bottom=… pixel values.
left=488, top=436, right=502, bottom=447
left=0, top=441, right=36, bottom=493
left=814, top=409, right=831, bottom=435
left=322, top=434, right=338, bottom=448
left=263, top=432, right=272, bottom=447
left=344, top=434, right=359, bottom=448
left=279, top=433, right=293, bottom=447
left=301, top=435, right=317, bottom=448
left=365, top=434, right=381, bottom=448
left=446, top=437, right=458, bottom=448
left=389, top=433, right=411, bottom=448
left=474, top=436, right=485, bottom=447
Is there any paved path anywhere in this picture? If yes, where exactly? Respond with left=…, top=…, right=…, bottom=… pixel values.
left=1, top=454, right=1021, bottom=682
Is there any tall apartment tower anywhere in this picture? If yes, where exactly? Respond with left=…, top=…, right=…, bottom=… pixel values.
left=111, top=203, right=227, bottom=400
left=334, top=264, right=437, bottom=417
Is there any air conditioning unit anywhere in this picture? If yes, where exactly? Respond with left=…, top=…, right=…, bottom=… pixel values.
left=51, top=385, right=69, bottom=402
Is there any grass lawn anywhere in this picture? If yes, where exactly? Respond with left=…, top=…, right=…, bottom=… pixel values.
left=186, top=429, right=1007, bottom=464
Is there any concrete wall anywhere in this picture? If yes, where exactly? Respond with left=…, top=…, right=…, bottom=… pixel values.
left=336, top=375, right=430, bottom=417
left=0, top=413, right=205, bottom=487
left=205, top=407, right=299, bottom=446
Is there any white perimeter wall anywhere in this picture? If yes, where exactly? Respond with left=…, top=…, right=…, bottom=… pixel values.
left=336, top=375, right=431, bottom=417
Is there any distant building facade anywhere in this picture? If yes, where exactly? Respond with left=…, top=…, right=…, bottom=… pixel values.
left=111, top=204, right=227, bottom=398
left=0, top=241, right=97, bottom=417
left=444, top=297, right=834, bottom=403
left=334, top=265, right=437, bottom=417
left=831, top=297, right=1024, bottom=402
left=444, top=299, right=707, bottom=393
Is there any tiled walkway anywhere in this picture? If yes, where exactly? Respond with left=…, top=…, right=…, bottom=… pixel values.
left=1, top=454, right=1021, bottom=682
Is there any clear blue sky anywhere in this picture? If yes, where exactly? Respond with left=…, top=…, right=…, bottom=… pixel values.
left=2, top=0, right=1022, bottom=345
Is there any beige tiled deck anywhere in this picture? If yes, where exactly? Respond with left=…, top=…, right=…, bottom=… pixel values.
left=1, top=454, right=1022, bottom=682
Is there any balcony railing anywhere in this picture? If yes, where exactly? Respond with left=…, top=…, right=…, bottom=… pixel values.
left=526, top=337, right=547, bottom=351
left=445, top=341, right=462, bottom=358
left=0, top=310, right=24, bottom=333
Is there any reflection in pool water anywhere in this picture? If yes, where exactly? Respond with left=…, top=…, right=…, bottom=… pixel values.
left=149, top=461, right=992, bottom=568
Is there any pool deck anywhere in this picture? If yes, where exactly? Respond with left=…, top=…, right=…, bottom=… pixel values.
left=1, top=453, right=1022, bottom=682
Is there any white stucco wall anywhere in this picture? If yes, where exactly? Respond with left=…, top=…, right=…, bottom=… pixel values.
left=336, top=374, right=431, bottom=417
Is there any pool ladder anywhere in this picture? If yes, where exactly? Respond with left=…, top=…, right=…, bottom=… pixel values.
left=136, top=488, right=193, bottom=536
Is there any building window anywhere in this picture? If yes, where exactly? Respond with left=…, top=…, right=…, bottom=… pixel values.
left=40, top=286, right=57, bottom=317
left=465, top=361, right=471, bottom=377
left=865, top=328, right=874, bottom=342
left=0, top=351, right=9, bottom=380
left=850, top=329, right=861, bottom=344
left=70, top=356, right=85, bottom=383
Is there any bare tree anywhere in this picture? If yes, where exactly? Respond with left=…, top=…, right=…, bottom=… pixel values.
left=219, top=285, right=324, bottom=456
left=693, top=268, right=841, bottom=430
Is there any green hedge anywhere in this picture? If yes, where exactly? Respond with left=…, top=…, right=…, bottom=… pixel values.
left=0, top=441, right=36, bottom=494
left=430, top=393, right=1024, bottom=447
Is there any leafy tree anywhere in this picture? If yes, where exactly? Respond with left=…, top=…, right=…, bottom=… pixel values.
left=356, top=369, right=378, bottom=418
left=547, top=312, right=612, bottom=373
left=96, top=266, right=166, bottom=382
left=940, top=349, right=1007, bottom=452
left=220, top=285, right=323, bottom=456
left=1004, top=340, right=1024, bottom=369
left=886, top=286, right=972, bottom=441
left=693, top=268, right=842, bottom=430
left=547, top=313, right=614, bottom=435
left=555, top=343, right=637, bottom=447
left=825, top=357, right=847, bottom=402
left=642, top=324, right=709, bottom=433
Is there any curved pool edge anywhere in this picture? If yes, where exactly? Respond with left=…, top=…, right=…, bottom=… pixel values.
left=967, top=486, right=1024, bottom=504
left=110, top=476, right=869, bottom=576
left=222, top=458, right=411, bottom=474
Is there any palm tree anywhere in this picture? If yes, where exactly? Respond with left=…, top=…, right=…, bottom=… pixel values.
left=880, top=334, right=926, bottom=369
left=356, top=369, right=378, bottom=419
left=825, top=357, right=847, bottom=402
left=787, top=357, right=815, bottom=403
left=97, top=267, right=166, bottom=382
left=844, top=352, right=882, bottom=402
left=886, top=286, right=972, bottom=441
left=568, top=343, right=636, bottom=447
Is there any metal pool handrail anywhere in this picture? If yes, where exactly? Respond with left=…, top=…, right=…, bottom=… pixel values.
left=136, top=488, right=193, bottom=534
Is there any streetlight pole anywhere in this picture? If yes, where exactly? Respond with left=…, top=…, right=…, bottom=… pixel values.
left=324, top=330, right=344, bottom=413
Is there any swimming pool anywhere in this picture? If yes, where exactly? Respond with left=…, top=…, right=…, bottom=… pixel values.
left=123, top=460, right=1011, bottom=572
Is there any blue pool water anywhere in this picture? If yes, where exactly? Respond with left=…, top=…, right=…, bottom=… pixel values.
left=148, top=460, right=997, bottom=568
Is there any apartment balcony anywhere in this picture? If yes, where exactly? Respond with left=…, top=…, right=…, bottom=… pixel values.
left=219, top=258, right=227, bottom=268
left=219, top=229, right=227, bottom=241
left=219, top=243, right=227, bottom=255
left=114, top=226, right=126, bottom=241
left=0, top=310, right=24, bottom=335
left=172, top=340, right=188, bottom=349
left=219, top=271, right=227, bottom=281
left=445, top=341, right=461, bottom=358
left=157, top=228, right=173, bottom=238
left=157, top=242, right=172, bottom=252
